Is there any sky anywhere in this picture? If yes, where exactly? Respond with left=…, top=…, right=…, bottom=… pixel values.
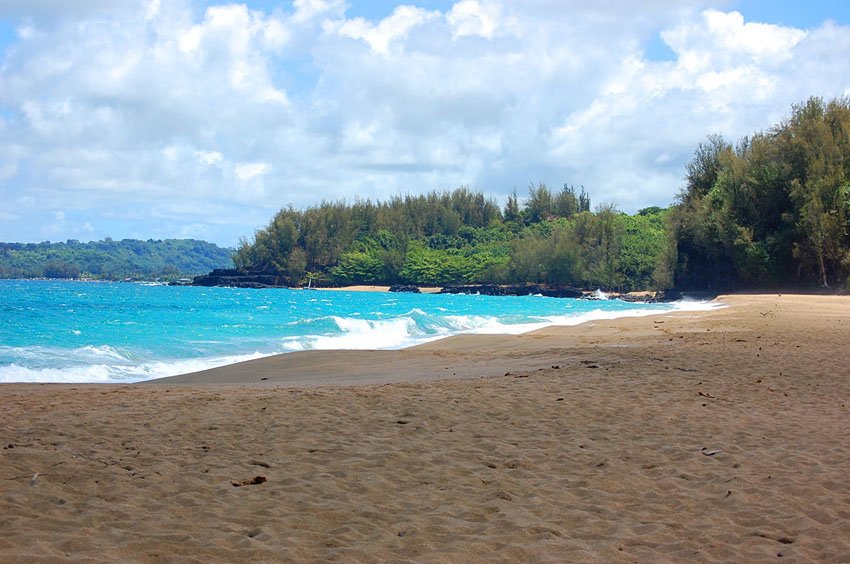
left=0, top=1, right=848, bottom=246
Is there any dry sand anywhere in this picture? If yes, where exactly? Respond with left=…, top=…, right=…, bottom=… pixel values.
left=1, top=294, right=849, bottom=561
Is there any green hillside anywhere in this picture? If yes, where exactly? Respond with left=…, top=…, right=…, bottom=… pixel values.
left=0, top=238, right=234, bottom=280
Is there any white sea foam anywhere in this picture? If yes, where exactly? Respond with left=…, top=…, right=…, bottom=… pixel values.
left=444, top=314, right=553, bottom=335
left=273, top=299, right=721, bottom=356
left=272, top=300, right=714, bottom=354
left=539, top=300, right=723, bottom=328
left=2, top=344, right=130, bottom=364
left=670, top=298, right=727, bottom=312
left=285, top=315, right=440, bottom=351
left=0, top=348, right=270, bottom=384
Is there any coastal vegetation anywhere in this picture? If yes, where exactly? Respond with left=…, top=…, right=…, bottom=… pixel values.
left=671, top=97, right=850, bottom=290
left=0, top=238, right=233, bottom=280
left=227, top=185, right=672, bottom=291
left=232, top=97, right=850, bottom=292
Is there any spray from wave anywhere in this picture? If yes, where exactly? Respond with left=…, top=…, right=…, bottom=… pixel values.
left=0, top=345, right=269, bottom=384
left=275, top=300, right=725, bottom=353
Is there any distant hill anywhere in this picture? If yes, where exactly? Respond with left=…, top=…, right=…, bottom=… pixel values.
left=0, top=238, right=234, bottom=280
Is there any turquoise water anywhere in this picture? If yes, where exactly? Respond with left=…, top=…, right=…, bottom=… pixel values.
left=0, top=280, right=710, bottom=383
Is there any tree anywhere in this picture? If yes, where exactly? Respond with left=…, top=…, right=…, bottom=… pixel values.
left=782, top=98, right=850, bottom=287
left=554, top=184, right=580, bottom=218
left=545, top=223, right=581, bottom=285
left=669, top=97, right=850, bottom=290
left=578, top=186, right=591, bottom=212
left=620, top=209, right=668, bottom=290
left=589, top=204, right=625, bottom=289
left=683, top=134, right=730, bottom=202
left=525, top=182, right=554, bottom=223
left=42, top=260, right=80, bottom=279
left=504, top=188, right=520, bottom=223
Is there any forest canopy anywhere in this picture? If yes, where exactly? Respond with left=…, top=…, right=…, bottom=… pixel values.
left=0, top=239, right=234, bottom=280
left=671, top=96, right=850, bottom=290
left=232, top=97, right=850, bottom=292
left=229, top=184, right=668, bottom=291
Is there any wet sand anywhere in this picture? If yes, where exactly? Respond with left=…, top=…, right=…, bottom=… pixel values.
left=1, top=294, right=848, bottom=561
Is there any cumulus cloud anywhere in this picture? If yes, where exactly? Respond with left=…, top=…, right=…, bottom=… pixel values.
left=325, top=5, right=441, bottom=54
left=290, top=0, right=347, bottom=25
left=234, top=162, right=270, bottom=181
left=0, top=1, right=848, bottom=244
left=447, top=0, right=502, bottom=39
left=547, top=9, right=846, bottom=209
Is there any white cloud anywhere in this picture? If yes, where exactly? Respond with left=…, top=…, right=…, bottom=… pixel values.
left=326, top=5, right=441, bottom=54
left=161, top=145, right=180, bottom=160
left=340, top=120, right=379, bottom=150
left=447, top=0, right=500, bottom=39
left=234, top=162, right=270, bottom=181
left=195, top=150, right=223, bottom=165
left=546, top=8, right=849, bottom=211
left=291, top=0, right=347, bottom=25
left=663, top=10, right=807, bottom=68
left=704, top=10, right=806, bottom=62
left=143, top=0, right=161, bottom=21
left=0, top=1, right=848, bottom=245
left=179, top=26, right=203, bottom=53
left=16, top=25, right=36, bottom=40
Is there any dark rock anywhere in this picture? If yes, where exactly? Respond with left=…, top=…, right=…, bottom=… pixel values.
left=389, top=285, right=421, bottom=293
left=439, top=284, right=583, bottom=298
left=618, top=293, right=658, bottom=303
left=192, top=269, right=284, bottom=288
left=655, top=289, right=719, bottom=302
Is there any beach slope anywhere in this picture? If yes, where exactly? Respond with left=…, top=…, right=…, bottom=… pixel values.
left=1, top=294, right=848, bottom=561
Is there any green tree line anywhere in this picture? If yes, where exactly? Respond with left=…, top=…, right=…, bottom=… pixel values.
left=234, top=97, right=850, bottom=292
left=0, top=239, right=234, bottom=280
left=669, top=97, right=850, bottom=290
left=232, top=183, right=667, bottom=291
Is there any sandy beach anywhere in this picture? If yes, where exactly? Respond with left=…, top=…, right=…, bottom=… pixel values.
left=1, top=294, right=848, bottom=561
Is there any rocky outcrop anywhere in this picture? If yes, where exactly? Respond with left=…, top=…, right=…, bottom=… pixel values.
left=190, top=269, right=284, bottom=288
left=389, top=285, right=421, bottom=293
left=653, top=289, right=719, bottom=302
left=439, top=284, right=583, bottom=298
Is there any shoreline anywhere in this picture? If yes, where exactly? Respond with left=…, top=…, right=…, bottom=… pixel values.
left=0, top=289, right=709, bottom=385
left=150, top=296, right=722, bottom=386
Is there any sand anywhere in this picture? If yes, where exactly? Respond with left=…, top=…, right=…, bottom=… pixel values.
left=1, top=294, right=848, bottom=561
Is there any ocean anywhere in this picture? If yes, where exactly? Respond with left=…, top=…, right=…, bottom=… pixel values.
left=0, top=280, right=716, bottom=383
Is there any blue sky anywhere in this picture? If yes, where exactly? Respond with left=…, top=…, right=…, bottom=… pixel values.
left=1, top=1, right=849, bottom=245
left=736, top=0, right=848, bottom=28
